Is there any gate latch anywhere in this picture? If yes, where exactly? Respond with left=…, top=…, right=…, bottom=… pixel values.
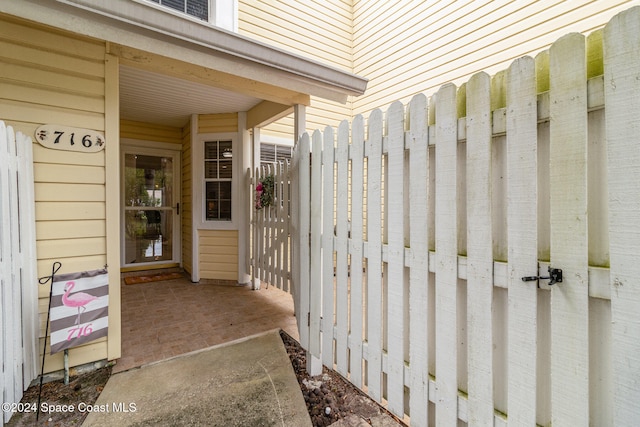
left=522, top=267, right=563, bottom=286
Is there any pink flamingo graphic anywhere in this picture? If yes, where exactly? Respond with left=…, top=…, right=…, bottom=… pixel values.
left=62, top=281, right=99, bottom=325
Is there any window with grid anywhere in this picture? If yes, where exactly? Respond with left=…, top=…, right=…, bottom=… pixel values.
left=204, top=140, right=232, bottom=221
left=149, top=0, right=208, bottom=21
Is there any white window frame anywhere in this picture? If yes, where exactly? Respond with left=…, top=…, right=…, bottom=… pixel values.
left=120, top=140, right=183, bottom=267
left=194, top=132, right=239, bottom=230
left=139, top=0, right=238, bottom=31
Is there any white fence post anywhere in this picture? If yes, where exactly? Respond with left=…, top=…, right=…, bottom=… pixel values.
left=0, top=121, right=38, bottom=426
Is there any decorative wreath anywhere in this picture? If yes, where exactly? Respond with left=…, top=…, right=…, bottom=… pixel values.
left=255, top=175, right=275, bottom=209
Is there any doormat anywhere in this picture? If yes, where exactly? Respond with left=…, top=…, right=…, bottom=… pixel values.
left=124, top=272, right=183, bottom=285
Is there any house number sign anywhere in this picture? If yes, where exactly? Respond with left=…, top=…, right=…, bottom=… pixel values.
left=35, top=124, right=105, bottom=153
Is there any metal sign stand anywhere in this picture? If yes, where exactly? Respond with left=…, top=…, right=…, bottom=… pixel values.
left=36, top=261, right=61, bottom=423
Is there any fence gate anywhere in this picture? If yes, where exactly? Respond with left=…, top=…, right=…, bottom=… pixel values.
left=0, top=121, right=39, bottom=425
left=249, top=161, right=292, bottom=294
left=293, top=7, right=640, bottom=427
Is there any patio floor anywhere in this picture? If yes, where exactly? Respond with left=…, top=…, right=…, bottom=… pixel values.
left=114, top=273, right=299, bottom=373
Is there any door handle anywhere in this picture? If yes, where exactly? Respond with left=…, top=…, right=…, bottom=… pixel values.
left=176, top=203, right=180, bottom=215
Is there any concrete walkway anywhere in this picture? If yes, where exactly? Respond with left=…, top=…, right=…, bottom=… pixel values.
left=83, top=330, right=311, bottom=426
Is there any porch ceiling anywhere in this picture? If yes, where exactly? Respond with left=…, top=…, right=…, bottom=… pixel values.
left=120, top=65, right=261, bottom=128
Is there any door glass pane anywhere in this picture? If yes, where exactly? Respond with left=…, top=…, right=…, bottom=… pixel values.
left=124, top=154, right=174, bottom=264
left=124, top=155, right=173, bottom=207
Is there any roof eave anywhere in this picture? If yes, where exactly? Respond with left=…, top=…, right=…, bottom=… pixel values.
left=1, top=0, right=367, bottom=103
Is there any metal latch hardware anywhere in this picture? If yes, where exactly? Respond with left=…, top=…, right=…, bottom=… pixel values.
left=522, top=267, right=563, bottom=286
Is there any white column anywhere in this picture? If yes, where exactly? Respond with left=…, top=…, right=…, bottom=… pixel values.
left=294, top=104, right=306, bottom=143
left=190, top=114, right=200, bottom=283
left=251, top=127, right=261, bottom=290
left=237, top=112, right=251, bottom=284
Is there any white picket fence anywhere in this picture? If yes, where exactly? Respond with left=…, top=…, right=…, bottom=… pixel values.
left=249, top=162, right=292, bottom=293
left=0, top=121, right=39, bottom=425
left=291, top=7, right=640, bottom=426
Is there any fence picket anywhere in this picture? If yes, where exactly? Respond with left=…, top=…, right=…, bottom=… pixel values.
left=321, top=126, right=335, bottom=368
left=604, top=7, right=640, bottom=425
left=408, top=94, right=430, bottom=427
left=385, top=101, right=407, bottom=416
left=282, top=160, right=290, bottom=293
left=267, top=163, right=275, bottom=286
left=366, top=109, right=384, bottom=402
left=297, top=133, right=311, bottom=353
left=335, top=120, right=350, bottom=376
left=549, top=32, right=590, bottom=426
left=309, top=130, right=323, bottom=360
left=465, top=72, right=495, bottom=427
left=506, top=56, right=539, bottom=426
left=349, top=115, right=365, bottom=388
left=4, top=124, right=22, bottom=420
left=0, top=121, right=14, bottom=425
left=434, top=83, right=459, bottom=426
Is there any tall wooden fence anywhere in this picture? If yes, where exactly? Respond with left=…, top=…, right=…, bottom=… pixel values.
left=0, top=121, right=39, bottom=425
left=293, top=7, right=640, bottom=426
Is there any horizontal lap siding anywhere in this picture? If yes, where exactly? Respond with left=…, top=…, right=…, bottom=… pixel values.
left=0, top=16, right=109, bottom=373
left=198, top=113, right=238, bottom=134
left=238, top=0, right=353, bottom=138
left=351, top=0, right=638, bottom=117
left=120, top=119, right=183, bottom=143
left=199, top=230, right=238, bottom=281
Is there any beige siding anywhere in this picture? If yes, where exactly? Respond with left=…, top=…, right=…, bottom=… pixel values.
left=198, top=113, right=238, bottom=134
left=199, top=230, right=238, bottom=281
left=241, top=1, right=639, bottom=137
left=238, top=0, right=353, bottom=137
left=352, top=0, right=639, bottom=116
left=0, top=16, right=110, bottom=373
left=182, top=119, right=193, bottom=277
left=120, top=119, right=183, bottom=143
left=239, top=0, right=353, bottom=71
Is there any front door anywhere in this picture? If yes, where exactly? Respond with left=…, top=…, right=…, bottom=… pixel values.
left=121, top=147, right=181, bottom=267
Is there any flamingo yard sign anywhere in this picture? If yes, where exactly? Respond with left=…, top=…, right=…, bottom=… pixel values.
left=49, top=268, right=109, bottom=354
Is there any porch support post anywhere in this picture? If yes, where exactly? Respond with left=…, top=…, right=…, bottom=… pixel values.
left=190, top=114, right=200, bottom=283
left=251, top=126, right=261, bottom=290
left=294, top=104, right=305, bottom=146
left=294, top=104, right=322, bottom=376
left=237, top=112, right=251, bottom=285
left=105, top=53, right=121, bottom=361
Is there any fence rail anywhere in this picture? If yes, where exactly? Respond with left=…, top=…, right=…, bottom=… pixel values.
left=0, top=120, right=38, bottom=425
left=293, top=7, right=640, bottom=426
